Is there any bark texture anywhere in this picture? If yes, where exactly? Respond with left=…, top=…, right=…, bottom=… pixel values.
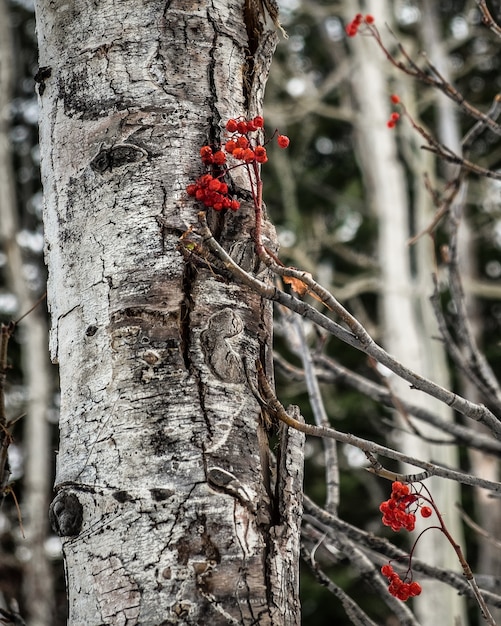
left=35, top=1, right=302, bottom=624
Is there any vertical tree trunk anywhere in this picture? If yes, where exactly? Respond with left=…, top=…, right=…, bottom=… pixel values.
left=348, top=1, right=466, bottom=623
left=34, top=1, right=303, bottom=624
left=0, top=1, right=54, bottom=624
left=420, top=3, right=501, bottom=620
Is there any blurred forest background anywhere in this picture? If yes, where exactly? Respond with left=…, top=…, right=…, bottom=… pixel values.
left=1, top=0, right=501, bottom=624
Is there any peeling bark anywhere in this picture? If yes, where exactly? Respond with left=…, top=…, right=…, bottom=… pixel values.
left=35, top=1, right=302, bottom=623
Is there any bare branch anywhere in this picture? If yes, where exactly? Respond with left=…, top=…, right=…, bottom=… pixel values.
left=300, top=542, right=382, bottom=626
left=190, top=213, right=501, bottom=437
left=254, top=358, right=501, bottom=493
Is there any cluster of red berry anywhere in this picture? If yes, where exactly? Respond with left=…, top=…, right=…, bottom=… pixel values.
left=186, top=174, right=240, bottom=212
left=186, top=117, right=290, bottom=212
left=224, top=116, right=268, bottom=164
left=345, top=13, right=375, bottom=37
left=224, top=117, right=290, bottom=163
left=387, top=94, right=401, bottom=129
left=379, top=481, right=418, bottom=532
left=378, top=482, right=436, bottom=601
left=381, top=564, right=422, bottom=601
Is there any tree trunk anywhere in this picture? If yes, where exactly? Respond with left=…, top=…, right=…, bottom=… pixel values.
left=420, top=3, right=501, bottom=620
left=34, top=1, right=303, bottom=624
left=348, top=1, right=466, bottom=623
left=0, top=1, right=54, bottom=624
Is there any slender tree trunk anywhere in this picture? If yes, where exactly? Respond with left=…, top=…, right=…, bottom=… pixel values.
left=34, top=1, right=303, bottom=624
left=348, top=1, right=466, bottom=623
left=0, top=1, right=54, bottom=624
left=420, top=3, right=501, bottom=620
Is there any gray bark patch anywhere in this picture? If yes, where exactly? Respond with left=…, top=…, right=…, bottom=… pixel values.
left=200, top=308, right=245, bottom=383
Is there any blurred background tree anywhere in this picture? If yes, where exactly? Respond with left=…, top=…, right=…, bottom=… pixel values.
left=1, top=0, right=501, bottom=624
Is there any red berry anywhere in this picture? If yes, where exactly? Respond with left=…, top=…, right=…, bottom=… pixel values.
left=255, top=145, right=268, bottom=163
left=253, top=115, right=264, bottom=128
left=396, top=583, right=411, bottom=601
left=390, top=94, right=400, bottom=104
left=420, top=506, right=432, bottom=518
left=390, top=112, right=400, bottom=122
left=213, top=150, right=227, bottom=165
left=200, top=145, right=213, bottom=163
left=242, top=148, right=254, bottom=162
left=237, top=121, right=248, bottom=134
left=409, top=581, right=422, bottom=597
left=226, top=119, right=238, bottom=132
left=277, top=134, right=290, bottom=148
left=381, top=564, right=393, bottom=577
left=208, top=179, right=221, bottom=191
left=199, top=174, right=213, bottom=186
left=365, top=14, right=375, bottom=24
left=392, top=482, right=408, bottom=496
left=225, top=140, right=237, bottom=153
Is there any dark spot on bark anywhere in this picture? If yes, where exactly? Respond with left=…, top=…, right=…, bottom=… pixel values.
left=150, top=430, right=169, bottom=456
left=90, top=149, right=112, bottom=173
left=90, top=145, right=147, bottom=174
left=85, top=325, right=98, bottom=336
left=201, top=528, right=220, bottom=563
left=175, top=515, right=221, bottom=566
left=49, top=492, right=83, bottom=537
left=112, top=490, right=134, bottom=503
left=34, top=66, right=52, bottom=96
left=150, top=488, right=174, bottom=501
left=34, top=66, right=52, bottom=84
left=176, top=536, right=191, bottom=565
left=59, top=67, right=134, bottom=120
left=171, top=602, right=192, bottom=618
left=110, top=144, right=147, bottom=168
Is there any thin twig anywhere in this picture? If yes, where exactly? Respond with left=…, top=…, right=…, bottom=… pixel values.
left=365, top=22, right=501, bottom=137
left=476, top=0, right=501, bottom=38
left=300, top=543, right=382, bottom=626
left=430, top=276, right=501, bottom=413
left=288, top=313, right=339, bottom=512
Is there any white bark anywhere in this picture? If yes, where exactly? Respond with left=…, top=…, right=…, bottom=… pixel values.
left=348, top=2, right=466, bottom=623
left=35, top=1, right=303, bottom=624
left=0, top=1, right=54, bottom=624
left=420, top=2, right=501, bottom=620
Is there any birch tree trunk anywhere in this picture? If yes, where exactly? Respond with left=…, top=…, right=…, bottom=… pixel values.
left=420, top=3, right=501, bottom=621
left=0, top=1, right=54, bottom=624
left=348, top=1, right=466, bottom=623
left=34, top=1, right=303, bottom=624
